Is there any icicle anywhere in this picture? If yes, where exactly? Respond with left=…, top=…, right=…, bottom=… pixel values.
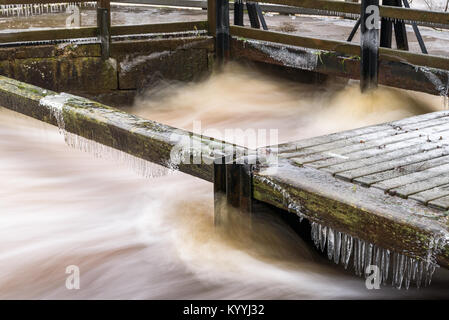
left=307, top=221, right=442, bottom=289
left=320, top=225, right=327, bottom=252
left=333, top=230, right=341, bottom=264
left=342, top=233, right=353, bottom=269
left=327, top=227, right=334, bottom=260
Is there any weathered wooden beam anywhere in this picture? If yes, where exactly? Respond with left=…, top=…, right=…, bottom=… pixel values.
left=230, top=37, right=449, bottom=96
left=0, top=27, right=98, bottom=44
left=111, top=21, right=208, bottom=36
left=0, top=21, right=208, bottom=44
left=0, top=75, right=239, bottom=182
left=230, top=26, right=449, bottom=72
left=253, top=159, right=449, bottom=268
left=360, top=0, right=379, bottom=91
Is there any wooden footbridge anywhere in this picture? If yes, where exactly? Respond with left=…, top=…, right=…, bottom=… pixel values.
left=1, top=0, right=449, bottom=288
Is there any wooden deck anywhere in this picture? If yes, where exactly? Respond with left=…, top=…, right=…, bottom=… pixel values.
left=254, top=111, right=449, bottom=268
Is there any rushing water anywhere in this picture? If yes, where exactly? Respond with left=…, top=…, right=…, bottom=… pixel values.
left=1, top=64, right=449, bottom=299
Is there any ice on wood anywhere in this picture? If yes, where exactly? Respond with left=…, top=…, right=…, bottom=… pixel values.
left=310, top=221, right=441, bottom=289
left=39, top=93, right=172, bottom=179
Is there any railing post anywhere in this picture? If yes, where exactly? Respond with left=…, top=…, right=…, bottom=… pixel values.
left=234, top=0, right=244, bottom=26
left=207, top=0, right=216, bottom=36
left=97, top=0, right=111, bottom=60
left=380, top=0, right=394, bottom=48
left=360, top=0, right=380, bottom=92
left=216, top=0, right=230, bottom=63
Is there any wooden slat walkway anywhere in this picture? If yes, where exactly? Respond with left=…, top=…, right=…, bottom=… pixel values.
left=254, top=111, right=449, bottom=268
left=278, top=111, right=449, bottom=210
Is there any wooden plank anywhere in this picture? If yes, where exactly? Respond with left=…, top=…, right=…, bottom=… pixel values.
left=278, top=111, right=449, bottom=154
left=286, top=120, right=449, bottom=163
left=0, top=28, right=98, bottom=44
left=356, top=154, right=449, bottom=186
left=409, top=183, right=449, bottom=204
left=428, top=195, right=449, bottom=210
left=390, top=174, right=449, bottom=198
left=372, top=161, right=449, bottom=191
left=307, top=118, right=449, bottom=168
left=336, top=145, right=449, bottom=182
left=0, top=22, right=208, bottom=44
left=110, top=21, right=208, bottom=36
left=318, top=139, right=442, bottom=173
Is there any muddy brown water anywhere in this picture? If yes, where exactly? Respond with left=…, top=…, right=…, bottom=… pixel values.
left=1, top=4, right=449, bottom=299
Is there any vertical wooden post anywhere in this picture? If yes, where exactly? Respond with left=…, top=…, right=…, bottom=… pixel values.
left=97, top=0, right=111, bottom=60
left=393, top=0, right=409, bottom=51
left=216, top=0, right=230, bottom=62
left=360, top=0, right=379, bottom=92
left=380, top=0, right=394, bottom=48
left=207, top=0, right=216, bottom=36
left=246, top=2, right=261, bottom=29
left=234, top=0, right=244, bottom=26
left=214, top=157, right=253, bottom=227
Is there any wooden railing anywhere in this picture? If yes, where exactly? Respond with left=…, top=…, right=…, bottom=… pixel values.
left=1, top=0, right=449, bottom=92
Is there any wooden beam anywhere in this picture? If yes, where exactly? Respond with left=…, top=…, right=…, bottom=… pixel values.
left=230, top=37, right=449, bottom=96
left=0, top=75, right=241, bottom=182
left=0, top=21, right=208, bottom=44
left=255, top=0, right=449, bottom=26
left=253, top=160, right=449, bottom=269
left=230, top=25, right=449, bottom=71
left=0, top=0, right=92, bottom=3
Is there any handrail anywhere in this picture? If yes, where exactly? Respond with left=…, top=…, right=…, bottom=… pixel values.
left=231, top=25, right=449, bottom=71
left=0, top=21, right=208, bottom=43
left=255, top=0, right=449, bottom=26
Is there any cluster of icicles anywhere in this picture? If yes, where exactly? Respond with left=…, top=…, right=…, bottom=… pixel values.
left=311, top=221, right=439, bottom=290
left=40, top=93, right=173, bottom=179
left=0, top=2, right=96, bottom=17
left=254, top=174, right=442, bottom=289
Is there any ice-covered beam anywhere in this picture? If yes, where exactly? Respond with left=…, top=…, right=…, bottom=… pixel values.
left=0, top=76, right=242, bottom=181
